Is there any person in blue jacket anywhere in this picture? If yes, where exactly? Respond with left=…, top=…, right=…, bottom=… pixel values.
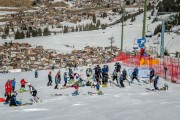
left=154, top=76, right=159, bottom=90
left=119, top=74, right=125, bottom=87
left=102, top=65, right=109, bottom=84
left=9, top=92, right=22, bottom=106
left=130, top=67, right=140, bottom=83
left=11, top=78, right=16, bottom=92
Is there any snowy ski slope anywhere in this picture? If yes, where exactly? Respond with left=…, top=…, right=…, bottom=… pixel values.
left=0, top=62, right=180, bottom=120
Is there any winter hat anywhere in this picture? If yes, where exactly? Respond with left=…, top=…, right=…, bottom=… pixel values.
left=27, top=83, right=31, bottom=86
left=11, top=92, right=17, bottom=96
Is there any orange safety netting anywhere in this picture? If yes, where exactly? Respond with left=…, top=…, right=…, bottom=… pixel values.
left=109, top=52, right=180, bottom=83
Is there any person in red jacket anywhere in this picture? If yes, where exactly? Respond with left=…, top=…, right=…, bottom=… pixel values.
left=4, top=79, right=12, bottom=103
left=20, top=79, right=26, bottom=88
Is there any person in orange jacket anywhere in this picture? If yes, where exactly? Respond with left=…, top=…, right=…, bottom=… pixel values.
left=20, top=79, right=27, bottom=88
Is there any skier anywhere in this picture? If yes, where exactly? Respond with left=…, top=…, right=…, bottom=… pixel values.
left=112, top=69, right=118, bottom=84
left=68, top=68, right=74, bottom=80
left=94, top=65, right=102, bottom=84
left=164, top=66, right=167, bottom=79
left=27, top=83, right=40, bottom=103
left=35, top=69, right=38, bottom=78
left=4, top=80, right=12, bottom=103
left=54, top=71, right=60, bottom=89
left=115, top=62, right=121, bottom=72
left=20, top=78, right=26, bottom=88
left=9, top=92, right=22, bottom=106
left=86, top=67, right=92, bottom=81
left=11, top=78, right=16, bottom=92
left=122, top=69, right=127, bottom=80
left=64, top=72, right=68, bottom=87
left=149, top=68, right=155, bottom=83
left=52, top=64, right=55, bottom=71
left=102, top=65, right=109, bottom=84
left=74, top=63, right=78, bottom=70
left=154, top=76, right=159, bottom=90
left=72, top=84, right=79, bottom=96
left=119, top=74, right=125, bottom=87
left=47, top=71, right=52, bottom=86
left=130, top=68, right=140, bottom=84
left=93, top=80, right=103, bottom=95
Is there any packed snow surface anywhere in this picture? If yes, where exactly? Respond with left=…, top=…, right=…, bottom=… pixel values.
left=0, top=62, right=180, bottom=120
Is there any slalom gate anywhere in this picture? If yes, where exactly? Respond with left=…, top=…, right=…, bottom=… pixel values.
left=109, top=52, right=180, bottom=83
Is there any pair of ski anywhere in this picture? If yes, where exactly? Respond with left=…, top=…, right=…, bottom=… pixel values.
left=51, top=92, right=104, bottom=96
left=29, top=96, right=42, bottom=103
left=10, top=103, right=33, bottom=107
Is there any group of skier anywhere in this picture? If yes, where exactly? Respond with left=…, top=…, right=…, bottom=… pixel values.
left=4, top=77, right=39, bottom=106
left=2, top=61, right=168, bottom=106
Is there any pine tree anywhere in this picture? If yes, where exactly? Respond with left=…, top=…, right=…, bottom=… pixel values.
left=32, top=30, right=36, bottom=37
left=4, top=26, right=9, bottom=35
left=43, top=27, right=50, bottom=36
left=75, top=26, right=78, bottom=32
left=71, top=27, right=74, bottom=32
left=26, top=31, right=31, bottom=38
left=20, top=31, right=25, bottom=39
left=32, top=0, right=37, bottom=6
left=38, top=28, right=42, bottom=36
left=63, top=26, right=68, bottom=33
left=79, top=25, right=82, bottom=31
left=96, top=19, right=101, bottom=29
left=15, top=30, right=21, bottom=39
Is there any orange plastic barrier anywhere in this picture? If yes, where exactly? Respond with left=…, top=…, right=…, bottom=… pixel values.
left=0, top=98, right=5, bottom=102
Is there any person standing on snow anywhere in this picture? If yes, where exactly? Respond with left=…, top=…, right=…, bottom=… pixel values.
left=68, top=68, right=74, bottom=80
left=112, top=69, right=118, bottom=84
left=4, top=79, right=12, bottom=103
left=122, top=69, right=130, bottom=86
left=149, top=68, right=155, bottom=83
left=35, top=69, right=38, bottom=78
left=130, top=67, right=140, bottom=83
left=115, top=62, right=121, bottom=73
left=86, top=67, right=92, bottom=81
left=11, top=78, right=16, bottom=92
left=27, top=83, right=40, bottom=102
left=20, top=78, right=27, bottom=88
left=122, top=69, right=127, bottom=80
left=47, top=71, right=52, bottom=86
left=74, top=63, right=78, bottom=70
left=64, top=72, right=68, bottom=87
left=119, top=74, right=125, bottom=87
left=94, top=65, right=102, bottom=84
left=54, top=71, right=61, bottom=89
left=52, top=64, right=55, bottom=71
left=154, top=76, right=159, bottom=90
left=72, top=84, right=79, bottom=96
left=102, top=65, right=109, bottom=84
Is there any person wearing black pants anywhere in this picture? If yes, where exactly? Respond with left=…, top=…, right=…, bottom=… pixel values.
left=47, top=71, right=52, bottom=86
left=130, top=70, right=140, bottom=83
left=112, top=69, right=118, bottom=84
left=64, top=72, right=68, bottom=86
left=119, top=74, right=125, bottom=87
